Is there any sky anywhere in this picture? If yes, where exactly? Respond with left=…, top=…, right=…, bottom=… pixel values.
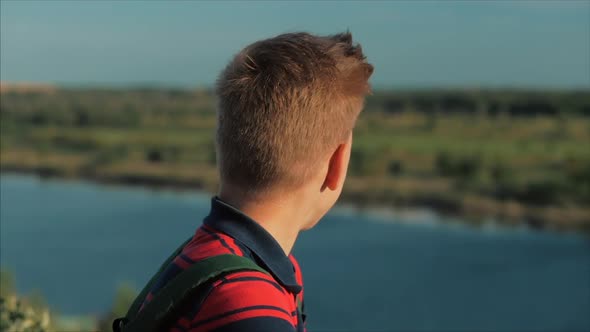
left=1, top=0, right=589, bottom=89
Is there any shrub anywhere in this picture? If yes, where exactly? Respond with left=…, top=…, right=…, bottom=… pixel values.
left=435, top=151, right=482, bottom=179
left=492, top=178, right=569, bottom=206
left=489, top=162, right=510, bottom=182
left=0, top=295, right=52, bottom=332
left=388, top=160, right=404, bottom=176
left=349, top=147, right=390, bottom=177
left=0, top=271, right=53, bottom=332
left=146, top=148, right=163, bottom=163
left=519, top=178, right=568, bottom=206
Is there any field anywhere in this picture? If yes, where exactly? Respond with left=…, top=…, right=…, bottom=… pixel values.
left=1, top=86, right=589, bottom=232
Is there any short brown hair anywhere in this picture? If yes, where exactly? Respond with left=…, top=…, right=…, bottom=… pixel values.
left=215, top=32, right=373, bottom=193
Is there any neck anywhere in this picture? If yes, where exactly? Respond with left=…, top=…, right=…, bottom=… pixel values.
left=219, top=186, right=309, bottom=255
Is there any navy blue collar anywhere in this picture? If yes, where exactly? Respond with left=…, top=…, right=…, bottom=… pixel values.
left=203, top=197, right=302, bottom=294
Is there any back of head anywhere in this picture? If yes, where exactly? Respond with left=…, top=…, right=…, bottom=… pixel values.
left=216, top=31, right=373, bottom=196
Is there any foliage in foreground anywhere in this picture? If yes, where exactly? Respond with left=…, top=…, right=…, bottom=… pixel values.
left=0, top=269, right=140, bottom=332
left=0, top=296, right=51, bottom=332
left=0, top=270, right=52, bottom=332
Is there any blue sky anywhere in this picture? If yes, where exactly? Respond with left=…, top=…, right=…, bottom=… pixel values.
left=1, top=0, right=589, bottom=89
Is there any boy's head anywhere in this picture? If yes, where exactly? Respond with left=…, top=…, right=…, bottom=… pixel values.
left=215, top=32, right=373, bottom=225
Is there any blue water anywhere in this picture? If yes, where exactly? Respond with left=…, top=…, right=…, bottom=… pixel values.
left=1, top=174, right=589, bottom=331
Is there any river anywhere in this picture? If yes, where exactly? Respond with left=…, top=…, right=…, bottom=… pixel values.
left=1, top=174, right=589, bottom=331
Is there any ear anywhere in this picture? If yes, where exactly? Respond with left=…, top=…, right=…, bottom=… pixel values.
left=322, top=136, right=352, bottom=191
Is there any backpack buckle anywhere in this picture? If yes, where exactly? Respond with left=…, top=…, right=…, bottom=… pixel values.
left=112, top=317, right=129, bottom=332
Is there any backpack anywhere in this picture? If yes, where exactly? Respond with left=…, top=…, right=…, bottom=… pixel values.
left=112, top=237, right=272, bottom=332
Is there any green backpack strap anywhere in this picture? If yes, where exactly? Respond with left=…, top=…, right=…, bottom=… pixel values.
left=115, top=254, right=269, bottom=332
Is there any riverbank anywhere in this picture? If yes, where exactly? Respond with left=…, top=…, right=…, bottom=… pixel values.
left=2, top=166, right=588, bottom=235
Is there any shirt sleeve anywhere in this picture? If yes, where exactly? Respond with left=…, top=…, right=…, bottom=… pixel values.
left=183, top=271, right=297, bottom=332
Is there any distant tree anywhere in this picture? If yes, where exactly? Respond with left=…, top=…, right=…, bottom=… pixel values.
left=388, top=160, right=404, bottom=176
left=435, top=152, right=482, bottom=178
left=73, top=106, right=90, bottom=127
left=508, top=101, right=557, bottom=116
left=146, top=148, right=163, bottom=163
left=383, top=99, right=405, bottom=114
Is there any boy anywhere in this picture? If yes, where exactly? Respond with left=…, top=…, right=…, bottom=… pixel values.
left=116, top=31, right=373, bottom=332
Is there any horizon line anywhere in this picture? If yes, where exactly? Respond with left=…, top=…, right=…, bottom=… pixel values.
left=1, top=80, right=589, bottom=92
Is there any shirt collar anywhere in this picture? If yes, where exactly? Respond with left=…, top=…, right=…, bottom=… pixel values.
left=203, top=196, right=302, bottom=294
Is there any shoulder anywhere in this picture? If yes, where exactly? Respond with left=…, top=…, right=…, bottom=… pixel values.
left=181, top=270, right=297, bottom=332
left=179, top=226, right=247, bottom=263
